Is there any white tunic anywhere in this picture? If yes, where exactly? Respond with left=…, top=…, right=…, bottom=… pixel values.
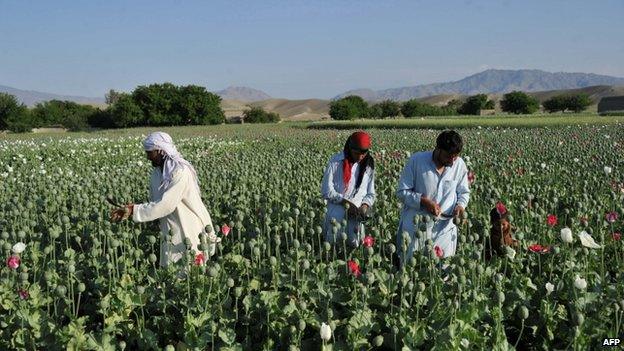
left=321, top=152, right=376, bottom=247
left=132, top=166, right=215, bottom=267
left=396, top=151, right=470, bottom=260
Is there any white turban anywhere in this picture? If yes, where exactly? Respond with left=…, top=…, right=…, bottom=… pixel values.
left=143, top=132, right=199, bottom=191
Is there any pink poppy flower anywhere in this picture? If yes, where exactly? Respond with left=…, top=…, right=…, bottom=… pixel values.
left=434, top=245, right=444, bottom=258
left=221, top=224, right=231, bottom=237
left=347, top=260, right=361, bottom=278
left=606, top=211, right=618, bottom=223
left=362, top=235, right=375, bottom=248
left=528, top=244, right=551, bottom=254
left=18, top=289, right=29, bottom=300
left=495, top=202, right=507, bottom=216
left=6, top=255, right=20, bottom=269
left=547, top=215, right=558, bottom=227
left=194, top=252, right=206, bottom=266
left=467, top=171, right=475, bottom=185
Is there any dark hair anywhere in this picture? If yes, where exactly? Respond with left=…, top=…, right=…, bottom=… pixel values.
left=490, top=207, right=509, bottom=223
left=436, top=130, right=463, bottom=154
left=343, top=137, right=375, bottom=192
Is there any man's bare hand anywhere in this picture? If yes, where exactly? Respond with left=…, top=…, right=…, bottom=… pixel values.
left=453, top=205, right=465, bottom=218
left=110, top=204, right=134, bottom=222
left=358, top=204, right=369, bottom=217
left=420, top=196, right=441, bottom=217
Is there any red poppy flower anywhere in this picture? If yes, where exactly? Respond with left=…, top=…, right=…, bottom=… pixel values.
left=606, top=211, right=618, bottom=223
left=434, top=245, right=444, bottom=258
left=18, top=289, right=29, bottom=300
left=194, top=252, right=206, bottom=266
left=528, top=244, right=551, bottom=253
left=547, top=215, right=558, bottom=227
left=467, top=171, right=475, bottom=185
left=6, top=255, right=20, bottom=269
left=221, top=224, right=231, bottom=237
left=495, top=202, right=507, bottom=216
left=347, top=260, right=361, bottom=278
left=613, top=232, right=621, bottom=241
left=362, top=235, right=375, bottom=248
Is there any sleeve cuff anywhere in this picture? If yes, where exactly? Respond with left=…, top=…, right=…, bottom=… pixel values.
left=132, top=204, right=142, bottom=222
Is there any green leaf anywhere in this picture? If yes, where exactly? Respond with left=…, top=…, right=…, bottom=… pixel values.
left=218, top=327, right=237, bottom=345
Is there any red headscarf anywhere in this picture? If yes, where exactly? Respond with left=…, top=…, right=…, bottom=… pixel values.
left=343, top=131, right=371, bottom=187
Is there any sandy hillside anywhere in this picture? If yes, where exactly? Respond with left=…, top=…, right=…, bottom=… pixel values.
left=221, top=98, right=330, bottom=121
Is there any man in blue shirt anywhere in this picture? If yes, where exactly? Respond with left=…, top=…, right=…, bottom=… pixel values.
left=396, top=130, right=470, bottom=263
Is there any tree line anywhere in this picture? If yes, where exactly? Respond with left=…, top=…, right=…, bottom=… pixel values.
left=0, top=83, right=280, bottom=133
left=329, top=91, right=593, bottom=120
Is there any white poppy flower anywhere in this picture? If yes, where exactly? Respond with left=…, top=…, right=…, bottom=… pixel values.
left=574, top=276, right=587, bottom=290
left=12, top=242, right=26, bottom=254
left=604, top=166, right=612, bottom=175
left=320, top=322, right=332, bottom=341
left=545, top=282, right=554, bottom=295
left=578, top=231, right=601, bottom=249
left=560, top=228, right=573, bottom=243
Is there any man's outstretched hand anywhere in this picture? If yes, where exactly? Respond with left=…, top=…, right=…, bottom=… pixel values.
left=110, top=204, right=134, bottom=222
left=420, top=196, right=441, bottom=217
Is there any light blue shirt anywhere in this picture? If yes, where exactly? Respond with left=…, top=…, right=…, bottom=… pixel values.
left=396, top=151, right=470, bottom=259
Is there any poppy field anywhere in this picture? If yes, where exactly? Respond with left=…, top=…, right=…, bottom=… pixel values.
left=1, top=124, right=623, bottom=350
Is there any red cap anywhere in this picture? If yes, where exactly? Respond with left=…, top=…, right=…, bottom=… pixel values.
left=350, top=131, right=371, bottom=149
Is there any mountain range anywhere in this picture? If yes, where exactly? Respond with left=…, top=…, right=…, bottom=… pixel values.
left=334, top=69, right=624, bottom=101
left=2, top=69, right=624, bottom=109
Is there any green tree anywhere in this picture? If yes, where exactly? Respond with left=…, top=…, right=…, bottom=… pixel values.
left=178, top=85, right=225, bottom=125
left=329, top=96, right=369, bottom=120
left=458, top=94, right=495, bottom=115
left=131, top=83, right=224, bottom=126
left=445, top=99, right=463, bottom=113
left=500, top=91, right=539, bottom=114
left=565, top=94, right=592, bottom=113
left=458, top=94, right=488, bottom=115
left=368, top=104, right=383, bottom=119
left=401, top=99, right=450, bottom=117
left=0, top=93, right=30, bottom=131
left=370, top=100, right=401, bottom=118
left=243, top=107, right=280, bottom=123
left=31, top=100, right=97, bottom=131
left=542, top=95, right=567, bottom=113
left=109, top=94, right=145, bottom=128
left=132, top=83, right=181, bottom=126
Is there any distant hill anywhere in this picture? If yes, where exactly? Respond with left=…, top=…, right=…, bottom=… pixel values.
left=335, top=69, right=624, bottom=101
left=220, top=85, right=624, bottom=121
left=0, top=85, right=105, bottom=107
left=221, top=98, right=330, bottom=121
left=215, top=86, right=272, bottom=102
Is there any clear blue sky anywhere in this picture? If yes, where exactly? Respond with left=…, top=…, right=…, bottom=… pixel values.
left=1, top=0, right=622, bottom=99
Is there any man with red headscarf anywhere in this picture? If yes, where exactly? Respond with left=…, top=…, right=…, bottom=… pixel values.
left=321, top=131, right=376, bottom=247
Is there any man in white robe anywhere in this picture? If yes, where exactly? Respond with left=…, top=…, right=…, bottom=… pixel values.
left=396, top=130, right=470, bottom=263
left=110, top=132, right=219, bottom=267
